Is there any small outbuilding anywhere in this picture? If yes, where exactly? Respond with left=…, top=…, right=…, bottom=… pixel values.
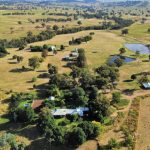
left=31, top=100, right=43, bottom=111
left=142, top=82, right=150, bottom=89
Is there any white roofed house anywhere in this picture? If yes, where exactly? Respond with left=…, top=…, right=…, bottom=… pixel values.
left=51, top=107, right=89, bottom=117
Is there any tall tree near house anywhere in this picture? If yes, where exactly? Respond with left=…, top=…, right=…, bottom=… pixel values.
left=77, top=49, right=87, bottom=68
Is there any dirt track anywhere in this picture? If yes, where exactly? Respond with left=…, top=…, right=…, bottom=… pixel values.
left=136, top=97, right=150, bottom=150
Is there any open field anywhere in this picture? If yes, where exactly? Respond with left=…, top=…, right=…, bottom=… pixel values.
left=0, top=2, right=150, bottom=149
left=0, top=29, right=149, bottom=93
left=0, top=30, right=125, bottom=92
left=136, top=97, right=150, bottom=150
left=0, top=9, right=102, bottom=39
left=113, top=22, right=150, bottom=44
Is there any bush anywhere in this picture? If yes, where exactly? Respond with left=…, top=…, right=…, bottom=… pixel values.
left=108, top=138, right=120, bottom=149
left=66, top=114, right=79, bottom=122
left=58, top=119, right=70, bottom=126
left=131, top=74, right=137, bottom=80
left=78, top=121, right=99, bottom=140
left=66, top=127, right=86, bottom=148
left=31, top=77, right=37, bottom=82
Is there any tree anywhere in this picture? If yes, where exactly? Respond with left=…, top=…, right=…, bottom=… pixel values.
left=37, top=107, right=64, bottom=145
left=41, top=49, right=48, bottom=58
left=0, top=133, right=26, bottom=150
left=41, top=23, right=46, bottom=28
left=0, top=46, right=8, bottom=54
left=48, top=64, right=58, bottom=75
left=28, top=56, right=41, bottom=70
left=89, top=94, right=110, bottom=121
left=27, top=31, right=33, bottom=37
left=114, top=58, right=124, bottom=67
left=135, top=50, right=140, bottom=59
left=16, top=56, right=23, bottom=63
left=77, top=49, right=87, bottom=68
left=79, top=72, right=95, bottom=90
left=12, top=107, right=35, bottom=123
left=53, top=25, right=59, bottom=31
left=148, top=28, right=150, bottom=33
left=121, top=29, right=128, bottom=35
left=71, top=87, right=89, bottom=107
left=95, top=65, right=119, bottom=83
left=112, top=92, right=121, bottom=104
left=78, top=121, right=99, bottom=140
left=60, top=45, right=65, bottom=50
left=131, top=74, right=137, bottom=80
left=37, top=107, right=55, bottom=134
left=77, top=20, right=82, bottom=26
left=119, top=47, right=126, bottom=55
left=66, top=127, right=86, bottom=148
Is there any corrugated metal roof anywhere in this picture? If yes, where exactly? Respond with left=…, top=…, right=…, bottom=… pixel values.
left=143, top=83, right=150, bottom=88
left=51, top=107, right=89, bottom=116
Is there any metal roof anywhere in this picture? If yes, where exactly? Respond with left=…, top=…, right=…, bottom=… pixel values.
left=142, top=83, right=150, bottom=89
left=51, top=107, right=89, bottom=116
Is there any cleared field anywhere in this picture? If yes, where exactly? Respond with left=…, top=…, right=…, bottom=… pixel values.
left=136, top=97, right=150, bottom=150
left=0, top=30, right=126, bottom=92
left=114, top=22, right=150, bottom=44
left=0, top=9, right=102, bottom=39
left=0, top=29, right=149, bottom=92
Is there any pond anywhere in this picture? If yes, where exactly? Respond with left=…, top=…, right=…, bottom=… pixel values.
left=124, top=43, right=150, bottom=54
left=109, top=55, right=135, bottom=64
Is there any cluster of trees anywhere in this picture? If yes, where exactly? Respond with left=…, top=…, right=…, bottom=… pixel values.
left=10, top=92, right=37, bottom=123
left=0, top=133, right=26, bottom=150
left=42, top=12, right=73, bottom=17
left=112, top=17, right=134, bottom=29
left=28, top=56, right=44, bottom=70
left=69, top=35, right=92, bottom=45
left=2, top=12, right=35, bottom=15
left=48, top=64, right=119, bottom=115
left=37, top=107, right=99, bottom=148
left=0, top=16, right=134, bottom=48
left=30, top=44, right=56, bottom=52
left=35, top=17, right=72, bottom=23
left=0, top=30, right=56, bottom=48
left=12, top=55, right=24, bottom=63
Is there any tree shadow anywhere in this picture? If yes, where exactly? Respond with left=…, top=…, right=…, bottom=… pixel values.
left=9, top=68, right=32, bottom=73
left=8, top=62, right=17, bottom=64
left=36, top=70, right=47, bottom=73
left=37, top=73, right=50, bottom=79
left=122, top=89, right=136, bottom=96
left=123, top=79, right=132, bottom=82
left=26, top=138, right=74, bottom=150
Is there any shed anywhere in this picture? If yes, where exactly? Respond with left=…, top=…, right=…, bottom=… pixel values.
left=48, top=46, right=56, bottom=51
left=49, top=96, right=55, bottom=101
left=31, top=100, right=43, bottom=110
left=142, top=83, right=150, bottom=89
